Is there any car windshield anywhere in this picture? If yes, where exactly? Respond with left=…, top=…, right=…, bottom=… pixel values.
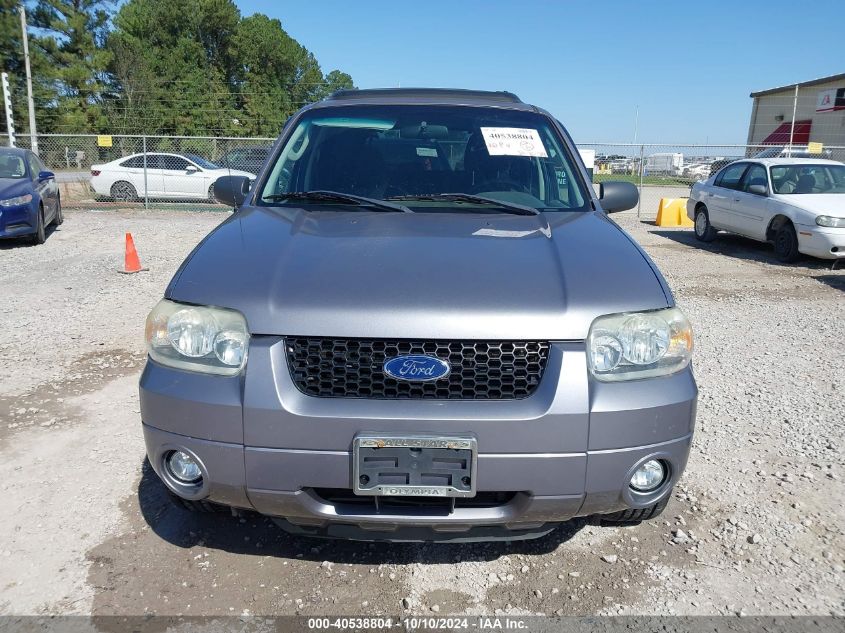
left=259, top=105, right=588, bottom=212
left=770, top=164, right=845, bottom=194
left=184, top=154, right=219, bottom=169
left=0, top=152, right=27, bottom=179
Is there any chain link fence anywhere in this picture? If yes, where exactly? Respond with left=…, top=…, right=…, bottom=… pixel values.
left=584, top=142, right=845, bottom=221
left=0, top=133, right=275, bottom=211
left=3, top=133, right=844, bottom=220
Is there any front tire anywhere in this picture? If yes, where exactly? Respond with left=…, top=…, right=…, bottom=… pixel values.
left=167, top=491, right=228, bottom=514
left=208, top=182, right=217, bottom=203
left=53, top=194, right=64, bottom=226
left=596, top=494, right=670, bottom=527
left=110, top=181, right=137, bottom=202
left=30, top=207, right=46, bottom=245
left=773, top=222, right=799, bottom=263
left=694, top=206, right=717, bottom=242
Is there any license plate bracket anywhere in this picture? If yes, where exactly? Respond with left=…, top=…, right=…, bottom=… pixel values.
left=353, top=434, right=477, bottom=498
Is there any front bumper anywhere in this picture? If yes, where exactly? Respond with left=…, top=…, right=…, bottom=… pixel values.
left=0, top=203, right=37, bottom=238
left=796, top=223, right=845, bottom=259
left=140, top=338, right=697, bottom=537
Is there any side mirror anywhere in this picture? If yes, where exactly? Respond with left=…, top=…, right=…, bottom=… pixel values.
left=213, top=175, right=251, bottom=208
left=186, top=165, right=199, bottom=173
left=747, top=184, right=767, bottom=196
left=38, top=170, right=55, bottom=182
left=599, top=180, right=639, bottom=213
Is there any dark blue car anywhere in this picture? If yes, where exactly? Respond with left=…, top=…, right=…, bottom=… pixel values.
left=0, top=147, right=62, bottom=244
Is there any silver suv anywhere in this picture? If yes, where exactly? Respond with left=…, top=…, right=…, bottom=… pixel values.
left=140, top=88, right=697, bottom=542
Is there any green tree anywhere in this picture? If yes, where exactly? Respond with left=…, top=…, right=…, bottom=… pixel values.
left=321, top=69, right=354, bottom=97
left=0, top=0, right=25, bottom=137
left=106, top=0, right=241, bottom=135
left=0, top=1, right=54, bottom=138
left=30, top=0, right=113, bottom=132
left=230, top=14, right=305, bottom=135
left=6, top=1, right=354, bottom=136
left=230, top=14, right=355, bottom=136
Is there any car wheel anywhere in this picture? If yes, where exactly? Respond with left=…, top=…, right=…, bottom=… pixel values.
left=694, top=206, right=717, bottom=242
left=30, top=206, right=46, bottom=245
left=595, top=493, right=670, bottom=527
left=110, top=181, right=137, bottom=202
left=774, top=222, right=799, bottom=263
left=208, top=182, right=217, bottom=203
left=53, top=194, right=64, bottom=226
left=168, top=491, right=228, bottom=514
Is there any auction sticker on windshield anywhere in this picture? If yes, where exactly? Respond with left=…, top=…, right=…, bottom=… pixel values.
left=481, top=127, right=548, bottom=157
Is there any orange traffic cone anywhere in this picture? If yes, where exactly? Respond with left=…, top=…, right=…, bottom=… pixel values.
left=119, top=232, right=148, bottom=274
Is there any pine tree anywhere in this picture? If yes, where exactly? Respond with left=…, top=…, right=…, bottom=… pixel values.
left=30, top=0, right=113, bottom=132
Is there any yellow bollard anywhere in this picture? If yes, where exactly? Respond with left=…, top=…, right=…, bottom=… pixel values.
left=655, top=198, right=693, bottom=227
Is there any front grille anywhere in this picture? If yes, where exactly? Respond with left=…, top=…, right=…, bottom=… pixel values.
left=312, top=488, right=517, bottom=512
left=285, top=338, right=550, bottom=400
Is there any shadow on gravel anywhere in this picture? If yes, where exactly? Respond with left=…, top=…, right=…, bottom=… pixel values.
left=650, top=228, right=840, bottom=270
left=0, top=224, right=60, bottom=249
left=138, top=459, right=585, bottom=564
left=814, top=274, right=845, bottom=292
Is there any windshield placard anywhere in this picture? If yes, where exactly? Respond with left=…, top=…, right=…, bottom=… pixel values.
left=481, top=127, right=548, bottom=157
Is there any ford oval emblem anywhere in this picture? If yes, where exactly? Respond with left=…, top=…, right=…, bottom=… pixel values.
left=383, top=354, right=451, bottom=382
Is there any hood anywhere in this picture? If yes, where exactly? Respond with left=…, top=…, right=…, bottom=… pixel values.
left=212, top=168, right=255, bottom=179
left=773, top=193, right=845, bottom=218
left=167, top=208, right=669, bottom=340
left=0, top=178, right=31, bottom=198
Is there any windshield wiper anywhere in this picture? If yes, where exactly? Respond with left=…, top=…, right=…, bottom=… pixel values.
left=262, top=190, right=413, bottom=213
left=386, top=193, right=541, bottom=216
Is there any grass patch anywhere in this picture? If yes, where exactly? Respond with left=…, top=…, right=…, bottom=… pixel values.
left=594, top=174, right=696, bottom=187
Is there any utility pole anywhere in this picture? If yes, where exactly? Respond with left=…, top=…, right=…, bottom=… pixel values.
left=633, top=105, right=639, bottom=145
left=19, top=5, right=38, bottom=154
left=787, top=84, right=798, bottom=157
left=2, top=72, right=16, bottom=147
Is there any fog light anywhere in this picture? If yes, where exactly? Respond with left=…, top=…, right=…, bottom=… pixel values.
left=167, top=450, right=202, bottom=483
left=630, top=459, right=666, bottom=492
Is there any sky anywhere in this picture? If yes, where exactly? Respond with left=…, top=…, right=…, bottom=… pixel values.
left=236, top=0, right=845, bottom=145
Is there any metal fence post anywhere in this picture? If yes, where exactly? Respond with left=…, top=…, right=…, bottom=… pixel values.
left=637, top=144, right=644, bottom=220
left=142, top=135, right=148, bottom=209
left=787, top=84, right=798, bottom=157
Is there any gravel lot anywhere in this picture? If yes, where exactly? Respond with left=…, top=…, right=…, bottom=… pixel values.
left=0, top=207, right=843, bottom=617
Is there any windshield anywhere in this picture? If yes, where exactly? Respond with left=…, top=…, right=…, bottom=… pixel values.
left=259, top=105, right=588, bottom=212
left=185, top=154, right=220, bottom=170
left=0, top=153, right=27, bottom=179
left=770, top=164, right=845, bottom=194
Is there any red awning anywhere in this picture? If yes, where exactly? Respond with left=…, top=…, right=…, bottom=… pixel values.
left=761, top=120, right=812, bottom=145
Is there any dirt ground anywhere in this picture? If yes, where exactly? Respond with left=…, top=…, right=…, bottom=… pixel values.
left=0, top=208, right=842, bottom=618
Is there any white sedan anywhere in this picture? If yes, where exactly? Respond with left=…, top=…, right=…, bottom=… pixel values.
left=687, top=158, right=845, bottom=262
left=90, top=153, right=255, bottom=202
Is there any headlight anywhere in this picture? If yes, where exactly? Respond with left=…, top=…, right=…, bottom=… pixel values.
left=0, top=194, right=33, bottom=207
left=816, top=215, right=845, bottom=228
left=588, top=307, right=692, bottom=381
left=145, top=299, right=249, bottom=375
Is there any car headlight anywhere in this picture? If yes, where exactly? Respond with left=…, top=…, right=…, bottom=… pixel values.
left=0, top=194, right=33, bottom=207
left=588, top=308, right=692, bottom=381
left=815, top=215, right=845, bottom=228
left=145, top=299, right=249, bottom=375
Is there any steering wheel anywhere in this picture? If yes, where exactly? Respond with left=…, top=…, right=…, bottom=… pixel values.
left=474, top=179, right=529, bottom=194
left=382, top=183, right=409, bottom=198
left=276, top=167, right=293, bottom=192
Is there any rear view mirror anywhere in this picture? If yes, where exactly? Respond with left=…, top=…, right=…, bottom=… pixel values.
left=186, top=165, right=198, bottom=173
left=599, top=181, right=639, bottom=213
left=213, top=175, right=251, bottom=208
left=38, top=170, right=55, bottom=182
left=747, top=184, right=767, bottom=196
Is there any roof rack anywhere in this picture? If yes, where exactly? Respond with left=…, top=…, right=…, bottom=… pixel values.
left=326, top=88, right=523, bottom=104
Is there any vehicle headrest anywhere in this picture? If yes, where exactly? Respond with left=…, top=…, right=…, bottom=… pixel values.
left=795, top=174, right=815, bottom=193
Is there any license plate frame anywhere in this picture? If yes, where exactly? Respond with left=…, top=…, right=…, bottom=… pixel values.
left=352, top=434, right=477, bottom=498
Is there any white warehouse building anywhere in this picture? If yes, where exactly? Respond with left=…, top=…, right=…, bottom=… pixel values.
left=747, top=73, right=845, bottom=148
